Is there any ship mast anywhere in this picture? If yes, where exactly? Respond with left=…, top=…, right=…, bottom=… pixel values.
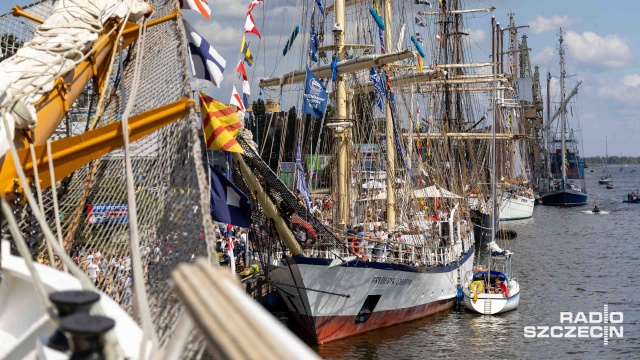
left=383, top=0, right=396, bottom=229
left=559, top=29, right=567, bottom=185
left=333, top=0, right=350, bottom=229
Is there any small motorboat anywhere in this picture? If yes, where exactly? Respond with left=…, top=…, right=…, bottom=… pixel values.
left=606, top=184, right=614, bottom=189
left=592, top=205, right=601, bottom=213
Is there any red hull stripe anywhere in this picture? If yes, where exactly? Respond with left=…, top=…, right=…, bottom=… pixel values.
left=290, top=298, right=455, bottom=344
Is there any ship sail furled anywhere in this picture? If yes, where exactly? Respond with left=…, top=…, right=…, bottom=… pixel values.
left=244, top=0, right=486, bottom=343
left=0, top=0, right=151, bottom=157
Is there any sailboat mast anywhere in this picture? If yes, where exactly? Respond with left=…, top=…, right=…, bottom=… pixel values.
left=559, top=29, right=567, bottom=184
left=334, top=0, right=350, bottom=229
left=546, top=71, right=551, bottom=182
left=383, top=0, right=396, bottom=229
left=491, top=17, right=497, bottom=246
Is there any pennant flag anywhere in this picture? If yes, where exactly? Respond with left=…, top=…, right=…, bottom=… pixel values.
left=282, top=26, right=300, bottom=56
left=370, top=8, right=385, bottom=30
left=240, top=36, right=254, bottom=66
left=244, top=13, right=261, bottom=38
left=230, top=86, right=246, bottom=111
left=415, top=0, right=431, bottom=5
left=411, top=35, right=425, bottom=58
left=370, top=67, right=384, bottom=112
left=247, top=0, right=263, bottom=14
left=302, top=68, right=328, bottom=119
left=184, top=21, right=226, bottom=87
left=314, top=0, right=325, bottom=15
left=199, top=92, right=243, bottom=153
left=378, top=28, right=386, bottom=54
left=330, top=55, right=339, bottom=82
left=309, top=9, right=319, bottom=62
left=436, top=27, right=442, bottom=41
left=180, top=0, right=211, bottom=20
left=209, top=165, right=252, bottom=228
left=242, top=80, right=251, bottom=108
left=416, top=32, right=424, bottom=45
left=296, top=138, right=311, bottom=211
left=415, top=15, right=426, bottom=27
left=236, top=60, right=247, bottom=80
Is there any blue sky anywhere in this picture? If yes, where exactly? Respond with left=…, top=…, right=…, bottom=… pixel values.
left=2, top=0, right=638, bottom=156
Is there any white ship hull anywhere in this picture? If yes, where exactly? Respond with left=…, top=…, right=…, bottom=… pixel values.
left=463, top=280, right=520, bottom=314
left=498, top=193, right=534, bottom=221
left=0, top=241, right=147, bottom=359
left=269, top=242, right=474, bottom=343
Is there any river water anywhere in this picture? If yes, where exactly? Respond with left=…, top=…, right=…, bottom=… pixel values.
left=279, top=165, right=640, bottom=359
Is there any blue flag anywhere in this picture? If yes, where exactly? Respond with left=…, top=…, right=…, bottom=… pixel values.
left=309, top=9, right=319, bottom=62
left=330, top=55, right=339, bottom=82
left=302, top=68, right=328, bottom=118
left=209, top=164, right=252, bottom=228
left=370, top=68, right=384, bottom=112
left=314, top=0, right=325, bottom=15
left=296, top=139, right=311, bottom=210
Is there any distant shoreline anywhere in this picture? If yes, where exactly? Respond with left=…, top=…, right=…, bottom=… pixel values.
left=583, top=156, right=640, bottom=166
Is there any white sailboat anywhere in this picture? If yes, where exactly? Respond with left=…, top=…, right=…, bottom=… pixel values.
left=463, top=18, right=520, bottom=314
left=599, top=136, right=612, bottom=184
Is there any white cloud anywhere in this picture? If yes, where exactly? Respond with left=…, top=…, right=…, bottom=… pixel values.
left=529, top=15, right=578, bottom=34
left=530, top=31, right=633, bottom=70
left=468, top=29, right=485, bottom=43
left=565, top=31, right=633, bottom=69
left=599, top=73, right=640, bottom=104
left=531, top=46, right=555, bottom=65
left=621, top=74, right=640, bottom=88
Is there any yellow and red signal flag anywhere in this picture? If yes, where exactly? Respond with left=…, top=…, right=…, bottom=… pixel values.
left=199, top=92, right=244, bottom=153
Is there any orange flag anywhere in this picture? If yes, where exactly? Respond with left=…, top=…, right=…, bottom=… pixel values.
left=199, top=92, right=244, bottom=153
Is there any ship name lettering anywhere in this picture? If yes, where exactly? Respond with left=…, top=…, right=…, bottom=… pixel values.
left=371, top=277, right=412, bottom=285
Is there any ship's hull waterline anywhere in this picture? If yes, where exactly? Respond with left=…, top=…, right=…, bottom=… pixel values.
left=269, top=245, right=475, bottom=343
left=498, top=193, right=535, bottom=221
left=538, top=189, right=588, bottom=206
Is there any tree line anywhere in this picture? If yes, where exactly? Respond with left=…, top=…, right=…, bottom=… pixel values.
left=584, top=156, right=640, bottom=165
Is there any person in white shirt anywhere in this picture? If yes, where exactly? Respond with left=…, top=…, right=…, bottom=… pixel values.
left=225, top=237, right=235, bottom=274
left=87, top=259, right=100, bottom=285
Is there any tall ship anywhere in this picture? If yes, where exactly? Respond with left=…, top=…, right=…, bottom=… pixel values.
left=538, top=29, right=587, bottom=206
left=495, top=14, right=535, bottom=221
left=244, top=0, right=495, bottom=343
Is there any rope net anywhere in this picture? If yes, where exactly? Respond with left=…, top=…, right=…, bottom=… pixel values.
left=1, top=0, right=211, bottom=357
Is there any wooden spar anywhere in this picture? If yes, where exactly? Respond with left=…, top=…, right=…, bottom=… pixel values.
left=406, top=133, right=528, bottom=140
left=317, top=44, right=374, bottom=52
left=356, top=73, right=506, bottom=93
left=544, top=81, right=581, bottom=130
left=13, top=9, right=178, bottom=149
left=418, top=7, right=495, bottom=15
left=382, top=0, right=395, bottom=229
left=0, top=98, right=195, bottom=196
left=395, top=86, right=513, bottom=93
left=233, top=153, right=304, bottom=255
left=258, top=49, right=415, bottom=88
left=391, top=62, right=495, bottom=70
left=325, top=0, right=367, bottom=12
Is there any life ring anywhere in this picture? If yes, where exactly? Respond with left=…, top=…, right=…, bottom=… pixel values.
left=350, top=240, right=362, bottom=255
left=470, top=281, right=483, bottom=294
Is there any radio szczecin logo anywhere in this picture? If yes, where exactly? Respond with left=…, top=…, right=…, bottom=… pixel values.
left=524, top=304, right=623, bottom=345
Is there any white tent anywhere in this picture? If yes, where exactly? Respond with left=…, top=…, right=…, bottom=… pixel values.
left=413, top=186, right=462, bottom=199
left=358, top=186, right=461, bottom=201
left=362, top=180, right=386, bottom=189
